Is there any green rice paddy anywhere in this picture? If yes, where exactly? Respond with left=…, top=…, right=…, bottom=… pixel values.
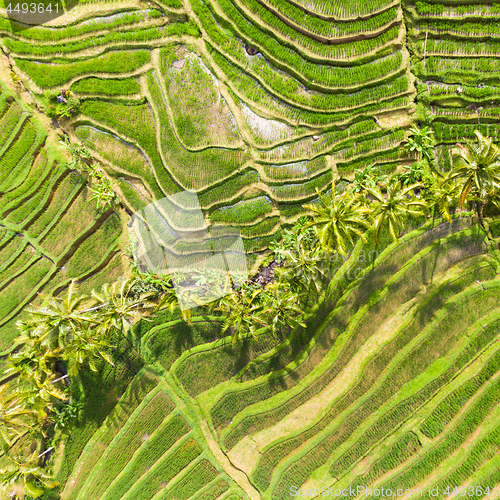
left=1, top=0, right=500, bottom=498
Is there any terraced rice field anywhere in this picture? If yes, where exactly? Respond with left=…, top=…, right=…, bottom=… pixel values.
left=2, top=0, right=500, bottom=498
left=406, top=0, right=500, bottom=169
left=0, top=84, right=123, bottom=356
left=57, top=217, right=500, bottom=499
left=1, top=0, right=417, bottom=268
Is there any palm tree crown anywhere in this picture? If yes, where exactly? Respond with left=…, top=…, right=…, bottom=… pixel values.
left=448, top=130, right=500, bottom=223
left=0, top=385, right=36, bottom=452
left=303, top=187, right=371, bottom=256
left=0, top=452, right=58, bottom=499
left=24, top=281, right=94, bottom=352
left=216, top=288, right=264, bottom=343
left=425, top=171, right=459, bottom=223
left=91, top=278, right=156, bottom=335
left=261, top=285, right=306, bottom=338
left=364, top=180, right=428, bottom=242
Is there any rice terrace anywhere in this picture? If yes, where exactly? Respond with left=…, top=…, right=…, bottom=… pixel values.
left=2, top=0, right=500, bottom=498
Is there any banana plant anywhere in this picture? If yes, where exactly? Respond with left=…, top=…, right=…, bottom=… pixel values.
left=0, top=453, right=58, bottom=499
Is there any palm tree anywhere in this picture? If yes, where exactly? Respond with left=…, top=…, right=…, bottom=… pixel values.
left=90, top=278, right=156, bottom=336
left=364, top=180, right=428, bottom=243
left=448, top=130, right=500, bottom=226
left=5, top=344, right=54, bottom=386
left=486, top=186, right=500, bottom=214
left=0, top=385, right=36, bottom=452
left=303, top=187, right=371, bottom=256
left=0, top=453, right=57, bottom=499
left=215, top=289, right=264, bottom=343
left=260, top=285, right=306, bottom=338
left=274, top=240, right=326, bottom=297
left=154, top=285, right=192, bottom=323
left=425, top=171, right=459, bottom=223
left=24, top=281, right=95, bottom=353
left=17, top=279, right=156, bottom=379
left=18, top=376, right=67, bottom=420
left=64, top=328, right=115, bottom=377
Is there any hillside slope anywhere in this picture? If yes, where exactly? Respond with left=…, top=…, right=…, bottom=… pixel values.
left=59, top=217, right=500, bottom=499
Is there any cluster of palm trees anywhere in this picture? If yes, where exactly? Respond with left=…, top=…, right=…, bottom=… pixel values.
left=59, top=136, right=118, bottom=210
left=0, top=279, right=156, bottom=498
left=130, top=128, right=500, bottom=346
left=215, top=276, right=307, bottom=343
left=309, top=128, right=500, bottom=248
left=202, top=128, right=500, bottom=343
left=192, top=176, right=427, bottom=345
left=135, top=264, right=309, bottom=343
left=2, top=127, right=499, bottom=498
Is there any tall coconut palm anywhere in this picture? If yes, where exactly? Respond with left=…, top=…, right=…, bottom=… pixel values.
left=64, top=328, right=115, bottom=377
left=90, top=278, right=156, bottom=336
left=155, top=286, right=192, bottom=324
left=303, top=187, right=371, bottom=256
left=18, top=376, right=67, bottom=420
left=0, top=385, right=36, bottom=452
left=487, top=186, right=500, bottom=214
left=24, top=281, right=95, bottom=352
left=261, top=285, right=306, bottom=338
left=0, top=453, right=57, bottom=499
left=364, top=180, right=428, bottom=243
left=448, top=130, right=500, bottom=226
left=5, top=344, right=54, bottom=386
left=274, top=240, right=326, bottom=297
left=425, top=171, right=459, bottom=223
left=215, top=289, right=264, bottom=343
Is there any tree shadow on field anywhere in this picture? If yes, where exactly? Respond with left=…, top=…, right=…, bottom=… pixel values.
left=409, top=266, right=482, bottom=339
left=423, top=242, right=442, bottom=285
left=173, top=321, right=196, bottom=354
left=314, top=255, right=400, bottom=354
left=231, top=337, right=252, bottom=375
left=52, top=340, right=144, bottom=494
left=78, top=343, right=142, bottom=425
left=144, top=320, right=220, bottom=370
left=267, top=361, right=289, bottom=392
